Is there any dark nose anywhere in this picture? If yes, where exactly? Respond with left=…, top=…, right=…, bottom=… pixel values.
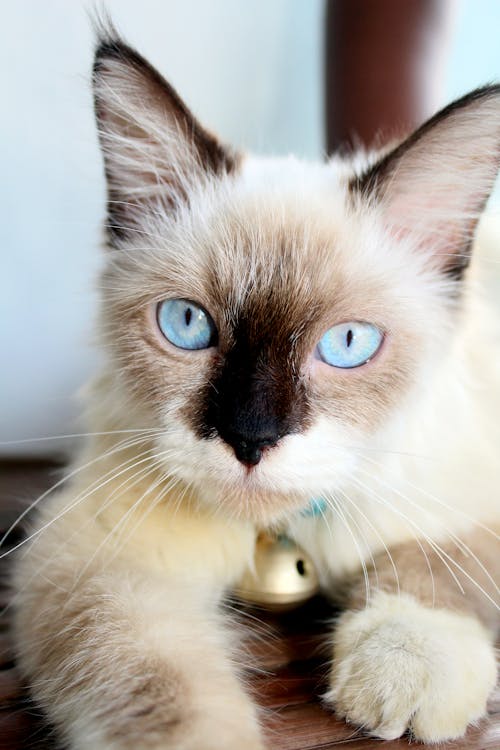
left=231, top=433, right=279, bottom=466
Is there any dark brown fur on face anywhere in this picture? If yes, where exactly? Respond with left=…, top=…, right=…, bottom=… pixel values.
left=193, top=272, right=317, bottom=464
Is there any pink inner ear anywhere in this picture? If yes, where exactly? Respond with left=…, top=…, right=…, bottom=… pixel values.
left=358, top=89, right=500, bottom=273
left=381, top=171, right=488, bottom=268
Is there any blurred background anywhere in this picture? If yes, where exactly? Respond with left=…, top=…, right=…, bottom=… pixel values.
left=1, top=0, right=499, bottom=458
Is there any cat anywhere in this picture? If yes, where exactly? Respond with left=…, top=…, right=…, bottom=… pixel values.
left=10, top=25, right=500, bottom=750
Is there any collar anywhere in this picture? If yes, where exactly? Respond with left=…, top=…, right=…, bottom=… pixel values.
left=300, top=496, right=327, bottom=518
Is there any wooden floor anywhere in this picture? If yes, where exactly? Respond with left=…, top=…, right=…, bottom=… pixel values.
left=1, top=461, right=498, bottom=750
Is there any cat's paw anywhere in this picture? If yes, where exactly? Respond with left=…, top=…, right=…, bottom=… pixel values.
left=74, top=712, right=264, bottom=750
left=164, top=716, right=264, bottom=750
left=324, top=593, right=497, bottom=743
left=70, top=675, right=264, bottom=750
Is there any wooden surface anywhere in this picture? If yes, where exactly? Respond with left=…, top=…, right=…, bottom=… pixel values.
left=1, top=461, right=499, bottom=749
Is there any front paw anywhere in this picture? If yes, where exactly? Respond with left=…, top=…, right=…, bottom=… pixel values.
left=325, top=593, right=497, bottom=743
left=70, top=674, right=264, bottom=750
left=74, top=710, right=264, bottom=750
left=164, top=712, right=265, bottom=750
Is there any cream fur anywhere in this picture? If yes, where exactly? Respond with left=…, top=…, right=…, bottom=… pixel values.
left=326, top=591, right=497, bottom=742
left=10, top=36, right=500, bottom=749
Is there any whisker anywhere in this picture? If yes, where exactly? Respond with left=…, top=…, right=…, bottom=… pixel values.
left=70, top=461, right=178, bottom=588
left=0, top=427, right=163, bottom=447
left=322, top=493, right=372, bottom=606
left=335, top=487, right=398, bottom=597
left=0, top=432, right=158, bottom=552
left=361, top=453, right=500, bottom=542
left=339, top=483, right=436, bottom=605
left=356, top=462, right=500, bottom=600
left=350, top=473, right=465, bottom=594
left=349, top=474, right=499, bottom=610
left=1, top=440, right=168, bottom=560
left=0, top=448, right=177, bottom=618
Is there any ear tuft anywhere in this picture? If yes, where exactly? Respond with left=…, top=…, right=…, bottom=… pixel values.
left=92, top=24, right=239, bottom=242
left=351, top=85, right=500, bottom=279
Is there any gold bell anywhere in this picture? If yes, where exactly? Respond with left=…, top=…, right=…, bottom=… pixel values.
left=235, top=531, right=320, bottom=611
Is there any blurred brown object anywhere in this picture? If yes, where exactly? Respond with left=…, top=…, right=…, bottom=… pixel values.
left=325, top=0, right=456, bottom=153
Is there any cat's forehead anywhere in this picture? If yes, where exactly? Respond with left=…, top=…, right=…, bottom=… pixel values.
left=173, top=161, right=391, bottom=322
left=108, top=155, right=422, bottom=334
left=165, top=161, right=357, bottom=290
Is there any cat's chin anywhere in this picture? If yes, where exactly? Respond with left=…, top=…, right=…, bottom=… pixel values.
left=154, top=416, right=358, bottom=523
left=154, top=443, right=311, bottom=522
left=192, top=475, right=311, bottom=525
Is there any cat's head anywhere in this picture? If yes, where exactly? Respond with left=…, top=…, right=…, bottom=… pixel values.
left=92, top=31, right=500, bottom=524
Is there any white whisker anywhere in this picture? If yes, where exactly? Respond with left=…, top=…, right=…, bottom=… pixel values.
left=356, top=462, right=500, bottom=600
left=350, top=474, right=499, bottom=610
left=0, top=432, right=158, bottom=554
left=322, top=493, right=372, bottom=606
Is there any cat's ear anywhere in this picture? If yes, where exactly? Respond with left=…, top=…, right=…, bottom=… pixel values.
left=351, top=86, right=500, bottom=278
left=92, top=30, right=239, bottom=241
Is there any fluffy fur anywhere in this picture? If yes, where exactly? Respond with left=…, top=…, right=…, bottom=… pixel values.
left=9, top=29, right=500, bottom=749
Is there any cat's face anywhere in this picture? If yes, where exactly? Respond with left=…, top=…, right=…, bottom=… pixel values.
left=93, top=35, right=500, bottom=524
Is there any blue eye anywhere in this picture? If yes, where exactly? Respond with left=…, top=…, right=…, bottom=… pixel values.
left=317, top=321, right=383, bottom=368
left=157, top=299, right=217, bottom=350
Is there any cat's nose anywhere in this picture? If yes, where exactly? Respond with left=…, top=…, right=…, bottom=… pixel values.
left=230, top=433, right=279, bottom=466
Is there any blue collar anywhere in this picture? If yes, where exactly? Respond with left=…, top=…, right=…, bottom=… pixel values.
left=300, top=497, right=327, bottom=518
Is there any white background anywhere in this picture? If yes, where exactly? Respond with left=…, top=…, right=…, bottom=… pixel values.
left=1, top=0, right=499, bottom=457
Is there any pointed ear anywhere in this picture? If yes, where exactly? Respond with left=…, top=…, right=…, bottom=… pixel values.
left=92, top=31, right=239, bottom=241
left=351, top=86, right=500, bottom=278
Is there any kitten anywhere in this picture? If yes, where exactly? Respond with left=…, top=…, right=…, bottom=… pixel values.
left=11, top=27, right=499, bottom=749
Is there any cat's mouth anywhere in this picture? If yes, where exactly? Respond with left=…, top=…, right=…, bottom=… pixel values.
left=202, top=442, right=319, bottom=521
left=157, top=415, right=356, bottom=521
left=158, top=437, right=308, bottom=521
left=198, top=473, right=309, bottom=524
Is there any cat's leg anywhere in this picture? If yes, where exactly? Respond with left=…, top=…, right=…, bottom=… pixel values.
left=14, top=568, right=264, bottom=750
left=324, top=529, right=498, bottom=742
left=12, top=487, right=263, bottom=750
